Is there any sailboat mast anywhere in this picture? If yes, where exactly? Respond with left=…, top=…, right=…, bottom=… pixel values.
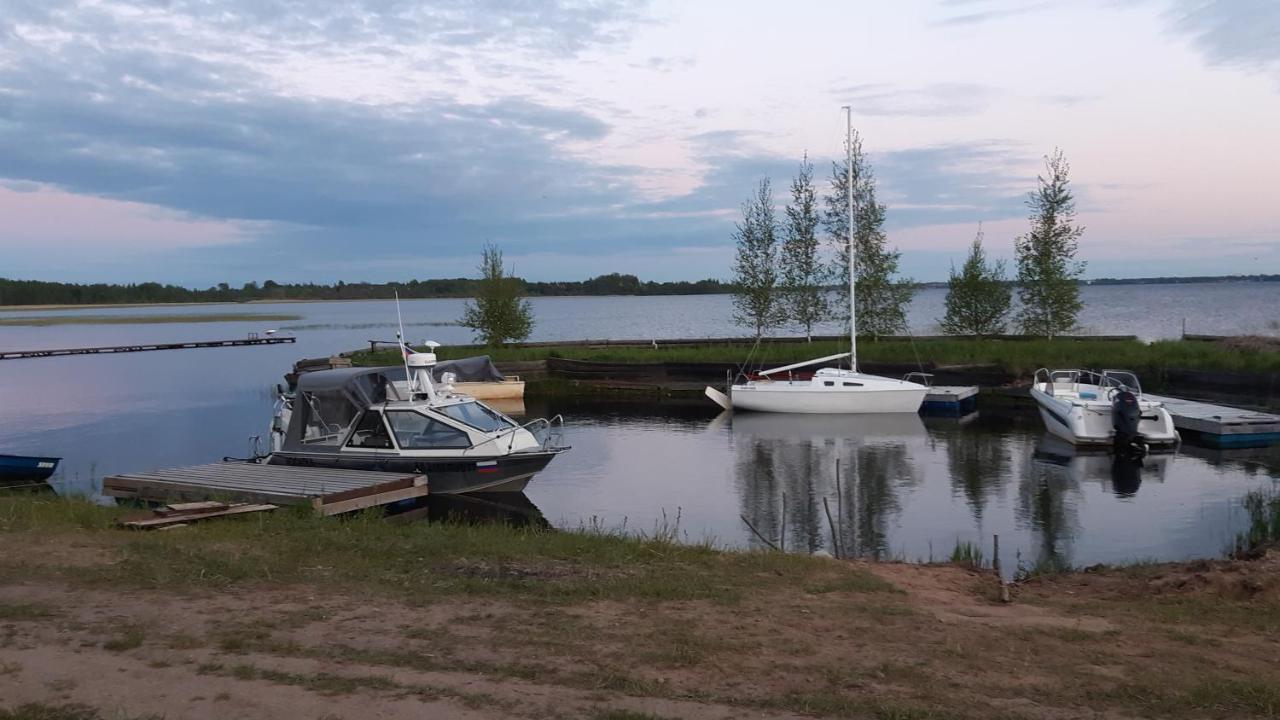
left=844, top=106, right=857, bottom=372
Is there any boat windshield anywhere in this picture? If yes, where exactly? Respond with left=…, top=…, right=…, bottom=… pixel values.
left=436, top=401, right=515, bottom=433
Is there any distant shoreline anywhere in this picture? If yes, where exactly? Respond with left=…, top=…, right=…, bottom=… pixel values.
left=1, top=275, right=1275, bottom=311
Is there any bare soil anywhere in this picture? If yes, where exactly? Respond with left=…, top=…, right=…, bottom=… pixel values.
left=3, top=549, right=1278, bottom=720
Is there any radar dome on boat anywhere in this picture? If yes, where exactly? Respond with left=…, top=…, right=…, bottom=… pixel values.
left=407, top=353, right=437, bottom=367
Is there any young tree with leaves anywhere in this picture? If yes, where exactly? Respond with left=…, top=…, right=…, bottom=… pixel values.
left=459, top=243, right=534, bottom=345
left=731, top=178, right=784, bottom=339
left=823, top=129, right=914, bottom=340
left=941, top=224, right=1011, bottom=336
left=1015, top=149, right=1085, bottom=338
left=780, top=154, right=828, bottom=340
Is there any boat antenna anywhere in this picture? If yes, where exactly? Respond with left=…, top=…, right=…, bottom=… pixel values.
left=844, top=105, right=857, bottom=373
left=394, top=290, right=414, bottom=395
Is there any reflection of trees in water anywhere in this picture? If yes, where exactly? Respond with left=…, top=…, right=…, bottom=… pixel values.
left=735, top=430, right=918, bottom=559
left=1017, top=450, right=1082, bottom=570
left=945, top=431, right=1010, bottom=524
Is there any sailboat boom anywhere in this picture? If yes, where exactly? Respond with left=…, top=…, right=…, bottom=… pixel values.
left=758, top=352, right=852, bottom=377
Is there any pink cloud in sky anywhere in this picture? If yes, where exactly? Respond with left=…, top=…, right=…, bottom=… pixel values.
left=0, top=183, right=250, bottom=252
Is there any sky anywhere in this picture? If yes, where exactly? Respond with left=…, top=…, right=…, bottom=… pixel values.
left=0, top=0, right=1278, bottom=286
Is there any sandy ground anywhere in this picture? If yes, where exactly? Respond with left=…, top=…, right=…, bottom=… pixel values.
left=2, top=553, right=1278, bottom=720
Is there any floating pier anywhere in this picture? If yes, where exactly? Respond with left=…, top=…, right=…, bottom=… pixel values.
left=1146, top=394, right=1280, bottom=448
left=102, top=462, right=427, bottom=515
left=921, top=386, right=979, bottom=417
left=0, top=336, right=295, bottom=361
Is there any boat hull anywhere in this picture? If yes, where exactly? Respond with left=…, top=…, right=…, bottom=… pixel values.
left=451, top=380, right=525, bottom=400
left=729, top=385, right=927, bottom=414
left=0, top=454, right=60, bottom=481
left=1030, top=387, right=1178, bottom=446
left=265, top=450, right=561, bottom=494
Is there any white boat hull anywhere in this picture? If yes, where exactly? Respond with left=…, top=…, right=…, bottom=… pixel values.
left=1030, top=385, right=1178, bottom=446
left=726, top=373, right=928, bottom=414
left=450, top=380, right=524, bottom=400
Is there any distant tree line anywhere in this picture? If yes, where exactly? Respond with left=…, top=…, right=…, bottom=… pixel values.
left=0, top=274, right=733, bottom=306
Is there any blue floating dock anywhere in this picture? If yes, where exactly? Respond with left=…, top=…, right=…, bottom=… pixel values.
left=921, top=386, right=979, bottom=417
left=1145, top=394, right=1280, bottom=448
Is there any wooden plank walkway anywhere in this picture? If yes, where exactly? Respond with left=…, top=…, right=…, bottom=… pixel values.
left=102, top=462, right=427, bottom=515
left=922, top=385, right=979, bottom=417
left=0, top=336, right=295, bottom=361
left=1146, top=394, right=1280, bottom=448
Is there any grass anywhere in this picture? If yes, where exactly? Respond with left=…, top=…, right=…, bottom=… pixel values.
left=353, top=337, right=1280, bottom=378
left=0, top=313, right=301, bottom=326
left=0, top=601, right=58, bottom=621
left=948, top=540, right=986, bottom=569
left=1234, top=488, right=1280, bottom=557
left=0, top=495, right=891, bottom=606
left=102, top=624, right=145, bottom=652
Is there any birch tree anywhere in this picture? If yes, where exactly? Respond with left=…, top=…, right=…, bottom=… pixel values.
left=731, top=178, right=784, bottom=338
left=941, top=224, right=1011, bottom=336
left=780, top=154, right=828, bottom=340
left=823, top=129, right=913, bottom=339
left=1015, top=149, right=1085, bottom=338
left=459, top=243, right=534, bottom=345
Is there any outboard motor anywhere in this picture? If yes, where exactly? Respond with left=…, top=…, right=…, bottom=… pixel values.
left=1111, top=387, right=1148, bottom=459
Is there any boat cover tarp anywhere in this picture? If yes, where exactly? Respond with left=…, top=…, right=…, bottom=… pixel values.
left=431, top=356, right=505, bottom=383
left=296, top=366, right=407, bottom=406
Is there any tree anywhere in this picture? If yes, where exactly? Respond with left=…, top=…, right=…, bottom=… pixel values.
left=459, top=243, right=534, bottom=345
left=731, top=178, right=784, bottom=338
left=823, top=129, right=914, bottom=339
left=1015, top=149, right=1085, bottom=337
left=779, top=154, right=829, bottom=340
left=940, top=224, right=1012, bottom=336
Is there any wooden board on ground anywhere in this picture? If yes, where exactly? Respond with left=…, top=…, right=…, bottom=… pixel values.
left=103, top=462, right=428, bottom=516
left=121, top=503, right=279, bottom=529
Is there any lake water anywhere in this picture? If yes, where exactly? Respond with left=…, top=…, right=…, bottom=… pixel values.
left=2, top=283, right=1277, bottom=571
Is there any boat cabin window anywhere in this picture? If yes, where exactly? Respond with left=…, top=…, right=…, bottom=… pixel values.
left=842, top=382, right=862, bottom=387
left=436, top=401, right=515, bottom=433
left=386, top=411, right=471, bottom=449
left=823, top=381, right=835, bottom=387
left=347, top=411, right=393, bottom=449
left=300, top=390, right=361, bottom=446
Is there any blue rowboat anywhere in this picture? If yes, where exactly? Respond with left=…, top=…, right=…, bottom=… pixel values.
left=0, top=454, right=61, bottom=481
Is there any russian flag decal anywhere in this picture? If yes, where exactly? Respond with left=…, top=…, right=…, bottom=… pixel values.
left=476, top=460, right=498, bottom=473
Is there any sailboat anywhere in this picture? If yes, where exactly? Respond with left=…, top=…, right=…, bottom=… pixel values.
left=704, top=107, right=929, bottom=414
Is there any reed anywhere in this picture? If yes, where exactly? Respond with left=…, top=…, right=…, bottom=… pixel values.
left=1234, top=488, right=1280, bottom=557
left=948, top=540, right=986, bottom=569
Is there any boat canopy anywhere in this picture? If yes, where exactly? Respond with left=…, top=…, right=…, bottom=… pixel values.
left=287, top=367, right=408, bottom=453
left=431, top=355, right=505, bottom=383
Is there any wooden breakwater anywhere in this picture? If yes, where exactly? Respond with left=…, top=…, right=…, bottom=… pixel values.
left=1, top=335, right=295, bottom=360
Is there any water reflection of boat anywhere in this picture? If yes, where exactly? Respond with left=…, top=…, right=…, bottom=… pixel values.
left=1032, top=434, right=1171, bottom=497
left=385, top=492, right=549, bottom=529
left=730, top=412, right=925, bottom=558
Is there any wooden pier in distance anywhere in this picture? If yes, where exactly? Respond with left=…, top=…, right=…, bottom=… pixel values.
left=921, top=386, right=979, bottom=417
left=1146, top=394, right=1280, bottom=448
left=0, top=335, right=295, bottom=361
left=103, top=462, right=427, bottom=516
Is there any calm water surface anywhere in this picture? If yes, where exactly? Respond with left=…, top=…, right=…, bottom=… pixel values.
left=2, top=283, right=1277, bottom=571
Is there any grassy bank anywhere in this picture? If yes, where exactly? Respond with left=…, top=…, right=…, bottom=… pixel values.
left=2, top=493, right=1279, bottom=719
left=354, top=337, right=1280, bottom=377
left=0, top=313, right=302, bottom=327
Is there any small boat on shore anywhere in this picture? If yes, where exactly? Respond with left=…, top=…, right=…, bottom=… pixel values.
left=431, top=355, right=525, bottom=400
left=266, top=348, right=567, bottom=494
left=0, top=454, right=61, bottom=485
left=1030, top=369, right=1178, bottom=451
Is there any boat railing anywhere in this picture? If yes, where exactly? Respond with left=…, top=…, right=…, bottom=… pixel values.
left=469, top=415, right=565, bottom=453
left=902, top=372, right=934, bottom=387
left=1035, top=368, right=1142, bottom=399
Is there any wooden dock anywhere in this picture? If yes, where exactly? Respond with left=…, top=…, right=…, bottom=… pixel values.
left=0, top=336, right=295, bottom=361
left=102, top=462, right=427, bottom=515
left=1146, top=394, right=1280, bottom=448
left=922, top=386, right=979, bottom=417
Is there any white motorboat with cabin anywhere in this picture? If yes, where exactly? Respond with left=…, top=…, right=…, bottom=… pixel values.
left=1029, top=369, right=1178, bottom=450
left=265, top=348, right=567, bottom=494
left=704, top=107, right=928, bottom=415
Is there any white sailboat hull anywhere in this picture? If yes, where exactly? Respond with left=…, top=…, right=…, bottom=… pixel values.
left=726, top=372, right=928, bottom=414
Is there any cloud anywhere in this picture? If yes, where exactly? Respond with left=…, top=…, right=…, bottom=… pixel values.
left=933, top=0, right=1056, bottom=26
left=1163, top=0, right=1280, bottom=75
left=833, top=83, right=999, bottom=117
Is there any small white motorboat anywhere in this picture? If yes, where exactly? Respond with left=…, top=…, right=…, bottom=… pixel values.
left=1029, top=369, right=1178, bottom=450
